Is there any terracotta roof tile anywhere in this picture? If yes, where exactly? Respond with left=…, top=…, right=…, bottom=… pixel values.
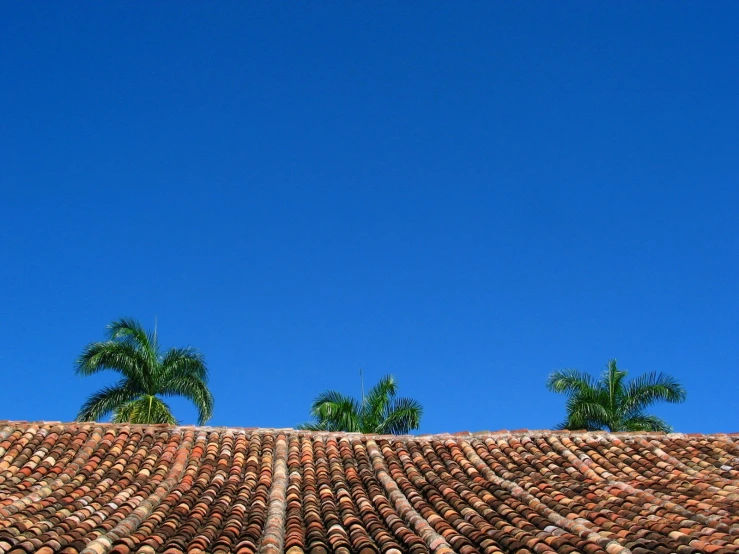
left=1, top=422, right=739, bottom=553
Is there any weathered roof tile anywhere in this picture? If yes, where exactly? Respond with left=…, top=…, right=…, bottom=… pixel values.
left=1, top=422, right=739, bottom=553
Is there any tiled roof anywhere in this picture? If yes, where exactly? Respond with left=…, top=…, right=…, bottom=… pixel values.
left=0, top=422, right=738, bottom=554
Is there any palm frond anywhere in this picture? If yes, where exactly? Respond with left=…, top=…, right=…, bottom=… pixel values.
left=75, top=341, right=147, bottom=387
left=622, top=413, right=672, bottom=433
left=77, top=318, right=211, bottom=426
left=113, top=395, right=177, bottom=425
left=161, top=375, right=214, bottom=425
left=107, top=318, right=159, bottom=370
left=309, top=391, right=362, bottom=433
left=546, top=369, right=597, bottom=394
left=548, top=358, right=685, bottom=433
left=112, top=400, right=138, bottom=423
left=365, top=375, right=397, bottom=407
left=301, top=376, right=422, bottom=435
left=363, top=374, right=398, bottom=431
left=76, top=381, right=140, bottom=422
left=377, top=397, right=422, bottom=435
left=602, top=359, right=627, bottom=410
left=107, top=317, right=152, bottom=347
left=160, top=347, right=208, bottom=382
left=297, top=420, right=340, bottom=431
left=310, top=390, right=358, bottom=418
left=622, top=372, right=686, bottom=414
left=562, top=387, right=612, bottom=431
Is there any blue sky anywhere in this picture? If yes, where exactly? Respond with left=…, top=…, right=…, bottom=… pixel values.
left=1, top=3, right=737, bottom=434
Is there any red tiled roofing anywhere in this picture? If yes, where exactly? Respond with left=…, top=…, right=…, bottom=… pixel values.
left=1, top=421, right=738, bottom=554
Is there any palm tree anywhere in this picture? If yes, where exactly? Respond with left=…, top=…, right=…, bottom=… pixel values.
left=76, top=318, right=214, bottom=425
left=298, top=374, right=422, bottom=434
left=546, top=359, right=686, bottom=432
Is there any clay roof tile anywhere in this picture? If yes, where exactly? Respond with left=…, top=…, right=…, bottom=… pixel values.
left=1, top=421, right=737, bottom=553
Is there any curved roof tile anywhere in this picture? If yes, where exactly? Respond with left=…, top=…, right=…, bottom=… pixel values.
left=0, top=421, right=738, bottom=554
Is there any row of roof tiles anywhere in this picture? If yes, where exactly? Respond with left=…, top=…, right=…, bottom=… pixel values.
left=1, top=422, right=708, bottom=440
left=1, top=421, right=738, bottom=554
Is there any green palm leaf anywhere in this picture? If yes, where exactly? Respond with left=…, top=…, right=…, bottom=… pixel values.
left=562, top=387, right=611, bottom=431
left=76, top=381, right=140, bottom=422
left=308, top=391, right=362, bottom=432
left=297, top=420, right=340, bottom=431
left=378, top=397, right=423, bottom=435
left=546, top=369, right=597, bottom=394
left=547, top=359, right=685, bottom=432
left=76, top=318, right=214, bottom=425
left=300, top=374, right=422, bottom=434
left=108, top=317, right=156, bottom=351
left=107, top=318, right=158, bottom=381
left=161, top=347, right=208, bottom=381
left=113, top=395, right=177, bottom=425
left=621, top=413, right=672, bottom=433
left=76, top=341, right=148, bottom=387
left=161, top=375, right=214, bottom=425
left=622, top=372, right=687, bottom=414
left=363, top=375, right=398, bottom=432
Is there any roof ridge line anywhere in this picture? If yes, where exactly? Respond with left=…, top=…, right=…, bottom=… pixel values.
left=2, top=419, right=736, bottom=439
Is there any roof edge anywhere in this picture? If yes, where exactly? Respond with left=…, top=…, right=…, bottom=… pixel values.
left=2, top=419, right=737, bottom=441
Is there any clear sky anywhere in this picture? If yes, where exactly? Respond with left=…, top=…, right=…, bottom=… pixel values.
left=2, top=3, right=737, bottom=434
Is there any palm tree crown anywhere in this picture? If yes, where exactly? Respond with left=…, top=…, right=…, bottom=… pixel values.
left=547, top=359, right=686, bottom=432
left=298, top=374, right=422, bottom=434
left=76, top=318, right=214, bottom=425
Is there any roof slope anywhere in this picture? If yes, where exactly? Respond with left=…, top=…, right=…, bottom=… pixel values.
left=0, top=422, right=738, bottom=554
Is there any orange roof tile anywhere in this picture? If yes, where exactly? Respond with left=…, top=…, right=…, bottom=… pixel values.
left=0, top=421, right=738, bottom=554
